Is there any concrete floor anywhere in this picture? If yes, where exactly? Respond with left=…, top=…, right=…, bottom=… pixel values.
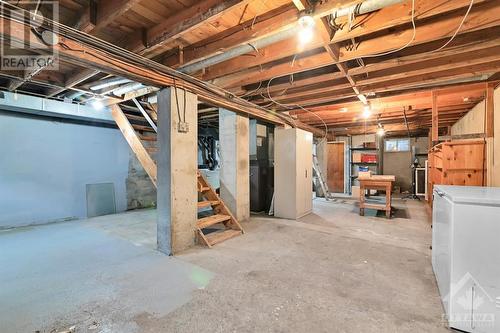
left=0, top=198, right=450, bottom=332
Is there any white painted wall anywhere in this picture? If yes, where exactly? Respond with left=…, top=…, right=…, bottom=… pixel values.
left=0, top=112, right=130, bottom=228
left=451, top=101, right=485, bottom=135
left=451, top=86, right=500, bottom=186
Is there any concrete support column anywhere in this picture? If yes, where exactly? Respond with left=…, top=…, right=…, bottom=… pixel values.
left=219, top=108, right=250, bottom=222
left=157, top=87, right=198, bottom=255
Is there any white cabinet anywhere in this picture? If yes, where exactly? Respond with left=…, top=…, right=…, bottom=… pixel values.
left=274, top=128, right=313, bottom=219
left=432, top=185, right=500, bottom=333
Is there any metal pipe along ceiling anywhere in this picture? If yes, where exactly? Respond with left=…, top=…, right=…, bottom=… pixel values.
left=112, top=82, right=144, bottom=96
left=178, top=0, right=405, bottom=74
left=90, top=77, right=133, bottom=91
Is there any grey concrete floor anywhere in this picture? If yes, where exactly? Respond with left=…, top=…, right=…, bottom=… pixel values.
left=0, top=198, right=450, bottom=332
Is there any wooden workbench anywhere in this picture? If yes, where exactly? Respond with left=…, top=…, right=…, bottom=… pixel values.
left=358, top=175, right=396, bottom=218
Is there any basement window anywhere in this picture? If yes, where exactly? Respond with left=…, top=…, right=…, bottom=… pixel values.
left=385, top=138, right=410, bottom=152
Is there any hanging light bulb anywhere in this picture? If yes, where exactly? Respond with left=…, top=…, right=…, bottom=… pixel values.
left=91, top=97, right=104, bottom=110
left=298, top=14, right=315, bottom=45
left=362, top=105, right=371, bottom=119
left=377, top=123, right=385, bottom=136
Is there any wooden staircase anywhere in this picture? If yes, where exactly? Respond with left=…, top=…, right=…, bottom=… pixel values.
left=111, top=104, right=244, bottom=247
left=196, top=171, right=244, bottom=247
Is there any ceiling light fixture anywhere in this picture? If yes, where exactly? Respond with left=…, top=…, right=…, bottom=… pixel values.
left=377, top=123, right=385, bottom=136
left=357, top=94, right=368, bottom=104
left=362, top=105, right=371, bottom=119
left=340, top=107, right=348, bottom=113
left=298, top=13, right=315, bottom=45
left=91, top=97, right=104, bottom=110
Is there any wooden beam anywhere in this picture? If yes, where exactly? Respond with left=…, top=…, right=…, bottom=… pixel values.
left=331, top=0, right=490, bottom=45
left=212, top=1, right=500, bottom=90
left=163, top=0, right=361, bottom=67
left=199, top=0, right=487, bottom=81
left=111, top=105, right=157, bottom=185
left=7, top=63, right=50, bottom=91
left=292, top=81, right=493, bottom=122
left=47, top=68, right=99, bottom=97
left=163, top=4, right=299, bottom=68
left=432, top=91, right=439, bottom=145
left=74, top=0, right=97, bottom=33
left=292, top=0, right=307, bottom=11
left=341, top=0, right=500, bottom=62
left=78, top=0, right=141, bottom=34
left=136, top=0, right=252, bottom=58
left=242, top=33, right=499, bottom=100
left=485, top=82, right=495, bottom=137
left=0, top=16, right=325, bottom=136
left=213, top=50, right=332, bottom=89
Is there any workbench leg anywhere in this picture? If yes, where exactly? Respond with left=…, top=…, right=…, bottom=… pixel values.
left=359, top=184, right=365, bottom=217
left=386, top=185, right=392, bottom=219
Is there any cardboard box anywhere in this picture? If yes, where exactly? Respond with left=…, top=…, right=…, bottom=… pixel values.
left=363, top=142, right=377, bottom=149
left=358, top=171, right=372, bottom=179
left=352, top=152, right=362, bottom=163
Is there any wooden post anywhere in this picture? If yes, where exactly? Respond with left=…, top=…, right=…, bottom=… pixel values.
left=431, top=91, right=439, bottom=146
left=485, top=82, right=495, bottom=186
left=485, top=83, right=494, bottom=138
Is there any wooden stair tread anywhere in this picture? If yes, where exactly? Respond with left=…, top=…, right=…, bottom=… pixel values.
left=133, top=124, right=156, bottom=132
left=197, top=214, right=230, bottom=229
left=197, top=200, right=220, bottom=209
left=205, top=229, right=242, bottom=246
left=124, top=113, right=148, bottom=122
left=198, top=185, right=210, bottom=192
left=139, top=135, right=157, bottom=141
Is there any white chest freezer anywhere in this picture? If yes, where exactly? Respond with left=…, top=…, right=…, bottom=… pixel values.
left=432, top=185, right=500, bottom=333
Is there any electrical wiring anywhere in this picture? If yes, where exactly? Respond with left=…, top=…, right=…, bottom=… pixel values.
left=429, top=0, right=474, bottom=53
left=266, top=74, right=329, bottom=144
left=358, top=0, right=416, bottom=59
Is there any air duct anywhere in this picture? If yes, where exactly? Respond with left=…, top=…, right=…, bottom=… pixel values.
left=112, top=82, right=144, bottom=96
left=178, top=0, right=404, bottom=74
left=64, top=90, right=86, bottom=101
left=90, top=77, right=132, bottom=91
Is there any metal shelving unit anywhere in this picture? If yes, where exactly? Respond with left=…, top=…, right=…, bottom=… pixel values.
left=348, top=146, right=380, bottom=195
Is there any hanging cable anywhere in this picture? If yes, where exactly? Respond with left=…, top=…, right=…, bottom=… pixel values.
left=429, top=0, right=474, bottom=53
left=266, top=74, right=329, bottom=144
left=358, top=0, right=416, bottom=59
left=173, top=79, right=183, bottom=124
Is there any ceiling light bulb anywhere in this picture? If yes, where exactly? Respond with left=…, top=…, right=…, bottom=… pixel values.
left=298, top=28, right=314, bottom=44
left=362, top=106, right=371, bottom=119
left=377, top=124, right=385, bottom=136
left=339, top=107, right=348, bottom=113
left=298, top=14, right=315, bottom=45
left=91, top=99, right=104, bottom=110
left=298, top=14, right=315, bottom=29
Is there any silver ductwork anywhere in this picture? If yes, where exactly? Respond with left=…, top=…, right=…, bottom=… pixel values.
left=178, top=0, right=405, bottom=74
left=64, top=90, right=86, bottom=100
left=112, top=82, right=144, bottom=96
left=90, top=77, right=132, bottom=91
